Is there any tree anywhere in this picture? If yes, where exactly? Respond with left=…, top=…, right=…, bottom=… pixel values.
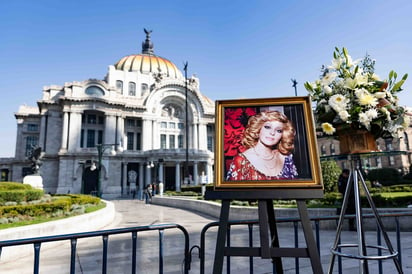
left=320, top=160, right=342, bottom=193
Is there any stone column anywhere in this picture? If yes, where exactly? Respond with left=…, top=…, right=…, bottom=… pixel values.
left=193, top=161, right=199, bottom=185
left=175, top=162, right=181, bottom=191
left=60, top=111, right=69, bottom=152
left=39, top=112, right=47, bottom=151
left=117, top=115, right=124, bottom=150
left=145, top=162, right=151, bottom=187
left=193, top=123, right=198, bottom=150
left=198, top=123, right=208, bottom=150
left=104, top=115, right=117, bottom=144
left=122, top=162, right=128, bottom=195
left=68, top=112, right=82, bottom=152
left=152, top=120, right=159, bottom=149
left=15, top=119, right=24, bottom=159
left=158, top=162, right=164, bottom=183
left=142, top=119, right=153, bottom=151
left=138, top=163, right=144, bottom=200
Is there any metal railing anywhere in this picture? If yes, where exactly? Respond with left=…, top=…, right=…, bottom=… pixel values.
left=0, top=224, right=190, bottom=274
left=1, top=212, right=412, bottom=273
left=199, top=212, right=412, bottom=274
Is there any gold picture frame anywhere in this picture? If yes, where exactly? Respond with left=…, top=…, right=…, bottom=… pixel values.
left=215, top=96, right=323, bottom=189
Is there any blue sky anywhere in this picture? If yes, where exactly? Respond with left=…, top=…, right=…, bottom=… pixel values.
left=1, top=0, right=412, bottom=157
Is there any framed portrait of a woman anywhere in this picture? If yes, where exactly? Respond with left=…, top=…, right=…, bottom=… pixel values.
left=215, top=96, right=323, bottom=189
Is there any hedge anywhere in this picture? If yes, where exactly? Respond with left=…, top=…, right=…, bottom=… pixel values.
left=0, top=199, right=71, bottom=218
left=0, top=189, right=44, bottom=204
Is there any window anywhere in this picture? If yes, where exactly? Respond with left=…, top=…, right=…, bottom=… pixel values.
left=25, top=136, right=39, bottom=157
left=161, top=122, right=167, bottom=128
left=178, top=135, right=184, bottom=148
left=169, top=135, right=175, bottom=149
left=85, top=86, right=104, bottom=96
left=127, top=119, right=135, bottom=127
left=385, top=139, right=393, bottom=151
left=97, top=130, right=103, bottom=145
left=178, top=123, right=184, bottom=129
left=116, top=80, right=123, bottom=92
left=136, top=132, right=141, bottom=150
left=87, top=114, right=97, bottom=124
left=321, top=145, right=326, bottom=156
left=27, top=124, right=39, bottom=132
left=169, top=122, right=175, bottom=129
left=376, top=157, right=382, bottom=168
left=207, top=124, right=214, bottom=152
left=141, top=83, right=148, bottom=94
left=87, top=130, right=95, bottom=148
left=330, top=143, right=335, bottom=155
left=124, top=118, right=142, bottom=151
left=207, top=136, right=213, bottom=152
left=160, top=134, right=167, bottom=149
left=127, top=132, right=134, bottom=150
left=128, top=82, right=136, bottom=96
left=80, top=129, right=84, bottom=147
left=81, top=112, right=105, bottom=148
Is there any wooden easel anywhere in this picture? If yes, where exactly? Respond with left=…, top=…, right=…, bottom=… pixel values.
left=205, top=189, right=324, bottom=274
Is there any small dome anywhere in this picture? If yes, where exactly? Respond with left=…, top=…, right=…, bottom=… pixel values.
left=114, top=29, right=183, bottom=79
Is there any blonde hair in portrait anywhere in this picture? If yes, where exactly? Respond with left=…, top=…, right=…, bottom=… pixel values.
left=241, top=110, right=295, bottom=155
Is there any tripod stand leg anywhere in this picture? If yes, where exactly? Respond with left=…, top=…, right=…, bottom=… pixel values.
left=358, top=171, right=404, bottom=273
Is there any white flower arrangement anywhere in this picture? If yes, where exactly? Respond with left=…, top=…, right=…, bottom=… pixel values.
left=305, top=47, right=409, bottom=139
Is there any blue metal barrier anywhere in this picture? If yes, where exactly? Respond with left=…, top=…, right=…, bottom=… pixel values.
left=199, top=212, right=412, bottom=274
left=1, top=212, right=412, bottom=273
left=0, top=224, right=190, bottom=274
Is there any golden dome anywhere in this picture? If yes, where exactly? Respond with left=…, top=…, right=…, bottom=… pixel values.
left=114, top=54, right=183, bottom=79
left=114, top=29, right=183, bottom=79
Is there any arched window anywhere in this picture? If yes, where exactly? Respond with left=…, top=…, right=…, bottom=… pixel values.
left=85, top=86, right=105, bottom=96
left=128, top=82, right=136, bottom=96
left=141, top=83, right=148, bottom=95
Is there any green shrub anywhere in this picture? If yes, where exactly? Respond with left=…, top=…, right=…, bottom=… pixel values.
left=367, top=168, right=402, bottom=186
left=320, top=160, right=342, bottom=193
left=0, top=182, right=44, bottom=205
left=0, top=182, right=31, bottom=190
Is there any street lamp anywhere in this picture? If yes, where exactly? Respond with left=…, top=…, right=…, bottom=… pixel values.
left=183, top=61, right=189, bottom=191
left=91, top=144, right=117, bottom=197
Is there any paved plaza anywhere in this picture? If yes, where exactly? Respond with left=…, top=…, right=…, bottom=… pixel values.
left=1, top=199, right=412, bottom=273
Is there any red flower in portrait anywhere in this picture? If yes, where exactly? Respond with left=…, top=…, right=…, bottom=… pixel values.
left=223, top=107, right=257, bottom=157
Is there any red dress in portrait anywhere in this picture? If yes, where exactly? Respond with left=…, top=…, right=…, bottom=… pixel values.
left=226, top=153, right=298, bottom=181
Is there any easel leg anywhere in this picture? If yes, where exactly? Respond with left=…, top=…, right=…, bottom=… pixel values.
left=258, top=200, right=283, bottom=273
left=212, top=200, right=230, bottom=274
left=297, top=200, right=324, bottom=274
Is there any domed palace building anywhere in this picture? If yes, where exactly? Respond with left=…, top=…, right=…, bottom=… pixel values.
left=2, top=30, right=215, bottom=198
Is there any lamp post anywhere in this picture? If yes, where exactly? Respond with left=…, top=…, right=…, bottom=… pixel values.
left=91, top=144, right=117, bottom=197
left=183, top=61, right=189, bottom=191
